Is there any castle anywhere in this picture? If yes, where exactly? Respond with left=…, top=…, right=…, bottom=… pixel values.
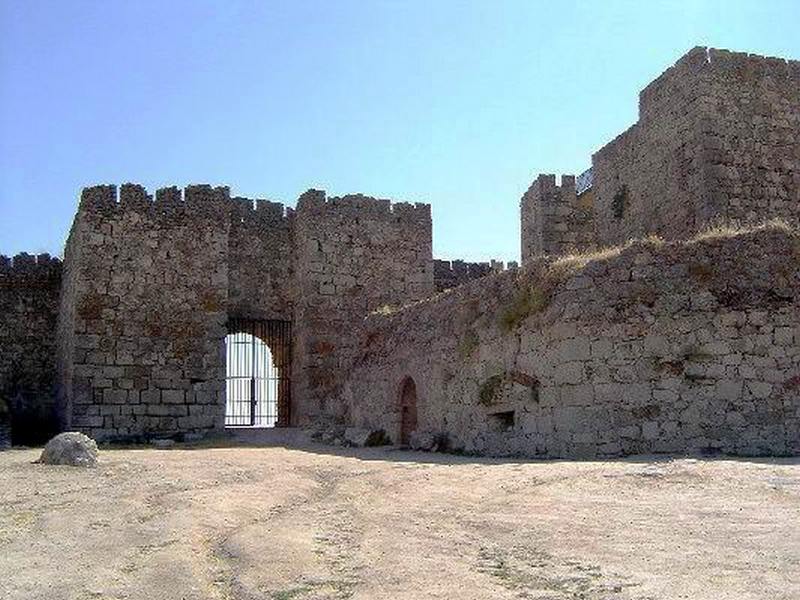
left=1, top=47, right=798, bottom=456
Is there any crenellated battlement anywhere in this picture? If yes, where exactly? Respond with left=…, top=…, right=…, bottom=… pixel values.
left=76, top=183, right=429, bottom=232
left=77, top=183, right=294, bottom=225
left=583, top=46, right=800, bottom=248
left=230, top=196, right=295, bottom=226
left=296, top=188, right=431, bottom=223
left=433, top=258, right=518, bottom=292
left=0, top=252, right=62, bottom=280
left=4, top=43, right=796, bottom=452
left=522, top=174, right=577, bottom=202
left=520, top=173, right=595, bottom=263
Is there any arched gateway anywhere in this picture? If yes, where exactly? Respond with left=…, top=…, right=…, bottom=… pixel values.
left=224, top=319, right=292, bottom=427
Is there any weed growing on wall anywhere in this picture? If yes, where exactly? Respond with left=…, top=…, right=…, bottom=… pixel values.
left=499, top=287, right=547, bottom=332
left=612, top=185, right=628, bottom=219
left=479, top=375, right=505, bottom=405
left=458, top=329, right=479, bottom=359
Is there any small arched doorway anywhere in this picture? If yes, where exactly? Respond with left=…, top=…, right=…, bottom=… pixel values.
left=399, top=377, right=418, bottom=446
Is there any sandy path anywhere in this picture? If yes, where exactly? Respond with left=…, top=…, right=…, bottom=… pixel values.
left=0, top=444, right=798, bottom=600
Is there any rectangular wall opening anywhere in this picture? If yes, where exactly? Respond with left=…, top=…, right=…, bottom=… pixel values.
left=488, top=410, right=515, bottom=433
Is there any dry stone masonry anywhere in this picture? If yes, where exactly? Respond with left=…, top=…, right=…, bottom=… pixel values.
left=47, top=184, right=433, bottom=441
left=292, top=190, right=433, bottom=424
left=343, top=223, right=800, bottom=458
left=1, top=46, right=798, bottom=457
left=0, top=253, right=62, bottom=444
left=521, top=47, right=800, bottom=260
left=434, top=259, right=518, bottom=292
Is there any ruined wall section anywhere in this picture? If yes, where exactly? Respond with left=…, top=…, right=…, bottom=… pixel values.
left=520, top=174, right=595, bottom=262
left=292, top=191, right=434, bottom=424
left=344, top=224, right=800, bottom=458
left=434, top=259, right=517, bottom=292
left=700, top=48, right=800, bottom=225
left=0, top=253, right=62, bottom=444
left=227, top=197, right=295, bottom=321
left=57, top=184, right=231, bottom=441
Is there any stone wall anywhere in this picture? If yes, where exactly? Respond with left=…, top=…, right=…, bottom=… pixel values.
left=342, top=223, right=800, bottom=458
left=522, top=47, right=800, bottom=261
left=433, top=259, right=517, bottom=292
left=590, top=47, right=712, bottom=247
left=53, top=183, right=433, bottom=439
left=9, top=45, right=797, bottom=448
left=57, top=184, right=232, bottom=441
left=0, top=253, right=62, bottom=444
left=520, top=174, right=595, bottom=260
left=228, top=197, right=295, bottom=321
left=292, top=190, right=433, bottom=424
left=700, top=48, right=800, bottom=225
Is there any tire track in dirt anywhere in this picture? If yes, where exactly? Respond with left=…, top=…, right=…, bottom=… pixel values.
left=209, top=464, right=374, bottom=600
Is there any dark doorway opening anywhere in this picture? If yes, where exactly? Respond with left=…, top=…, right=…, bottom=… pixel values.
left=225, top=319, right=291, bottom=427
left=399, top=376, right=418, bottom=446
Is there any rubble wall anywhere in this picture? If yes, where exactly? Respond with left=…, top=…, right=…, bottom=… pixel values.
left=56, top=184, right=231, bottom=441
left=0, top=253, right=62, bottom=444
left=343, top=224, right=800, bottom=457
left=522, top=47, right=800, bottom=262
left=292, top=191, right=434, bottom=424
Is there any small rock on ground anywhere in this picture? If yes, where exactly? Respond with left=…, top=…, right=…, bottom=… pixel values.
left=410, top=430, right=439, bottom=451
left=344, top=427, right=391, bottom=447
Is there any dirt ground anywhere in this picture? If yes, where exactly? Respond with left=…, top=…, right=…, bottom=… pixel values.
left=1, top=440, right=798, bottom=600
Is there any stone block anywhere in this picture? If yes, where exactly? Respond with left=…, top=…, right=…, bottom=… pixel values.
left=162, top=390, right=186, bottom=404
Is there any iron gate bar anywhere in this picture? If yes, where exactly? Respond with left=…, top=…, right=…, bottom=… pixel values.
left=250, top=324, right=256, bottom=426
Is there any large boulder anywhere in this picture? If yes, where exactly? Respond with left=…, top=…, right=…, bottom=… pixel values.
left=39, top=432, right=98, bottom=467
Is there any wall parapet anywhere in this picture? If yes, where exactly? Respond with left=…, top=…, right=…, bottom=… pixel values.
left=434, top=258, right=518, bottom=292
left=520, top=173, right=595, bottom=263
left=528, top=46, right=800, bottom=253
left=296, top=189, right=431, bottom=223
left=77, top=183, right=294, bottom=226
left=640, top=46, right=800, bottom=121
left=0, top=253, right=62, bottom=280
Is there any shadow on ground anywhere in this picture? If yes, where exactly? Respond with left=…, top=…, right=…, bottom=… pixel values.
left=74, top=426, right=800, bottom=469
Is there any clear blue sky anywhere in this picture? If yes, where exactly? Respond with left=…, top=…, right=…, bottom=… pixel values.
left=1, top=0, right=798, bottom=262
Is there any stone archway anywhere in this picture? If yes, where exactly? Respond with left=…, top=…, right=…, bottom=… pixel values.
left=225, top=318, right=292, bottom=427
left=399, top=376, right=418, bottom=446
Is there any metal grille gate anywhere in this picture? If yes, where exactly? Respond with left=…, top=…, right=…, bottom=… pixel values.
left=225, top=319, right=291, bottom=427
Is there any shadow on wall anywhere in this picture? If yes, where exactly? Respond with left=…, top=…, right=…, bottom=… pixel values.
left=398, top=376, right=418, bottom=446
left=5, top=390, right=60, bottom=446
